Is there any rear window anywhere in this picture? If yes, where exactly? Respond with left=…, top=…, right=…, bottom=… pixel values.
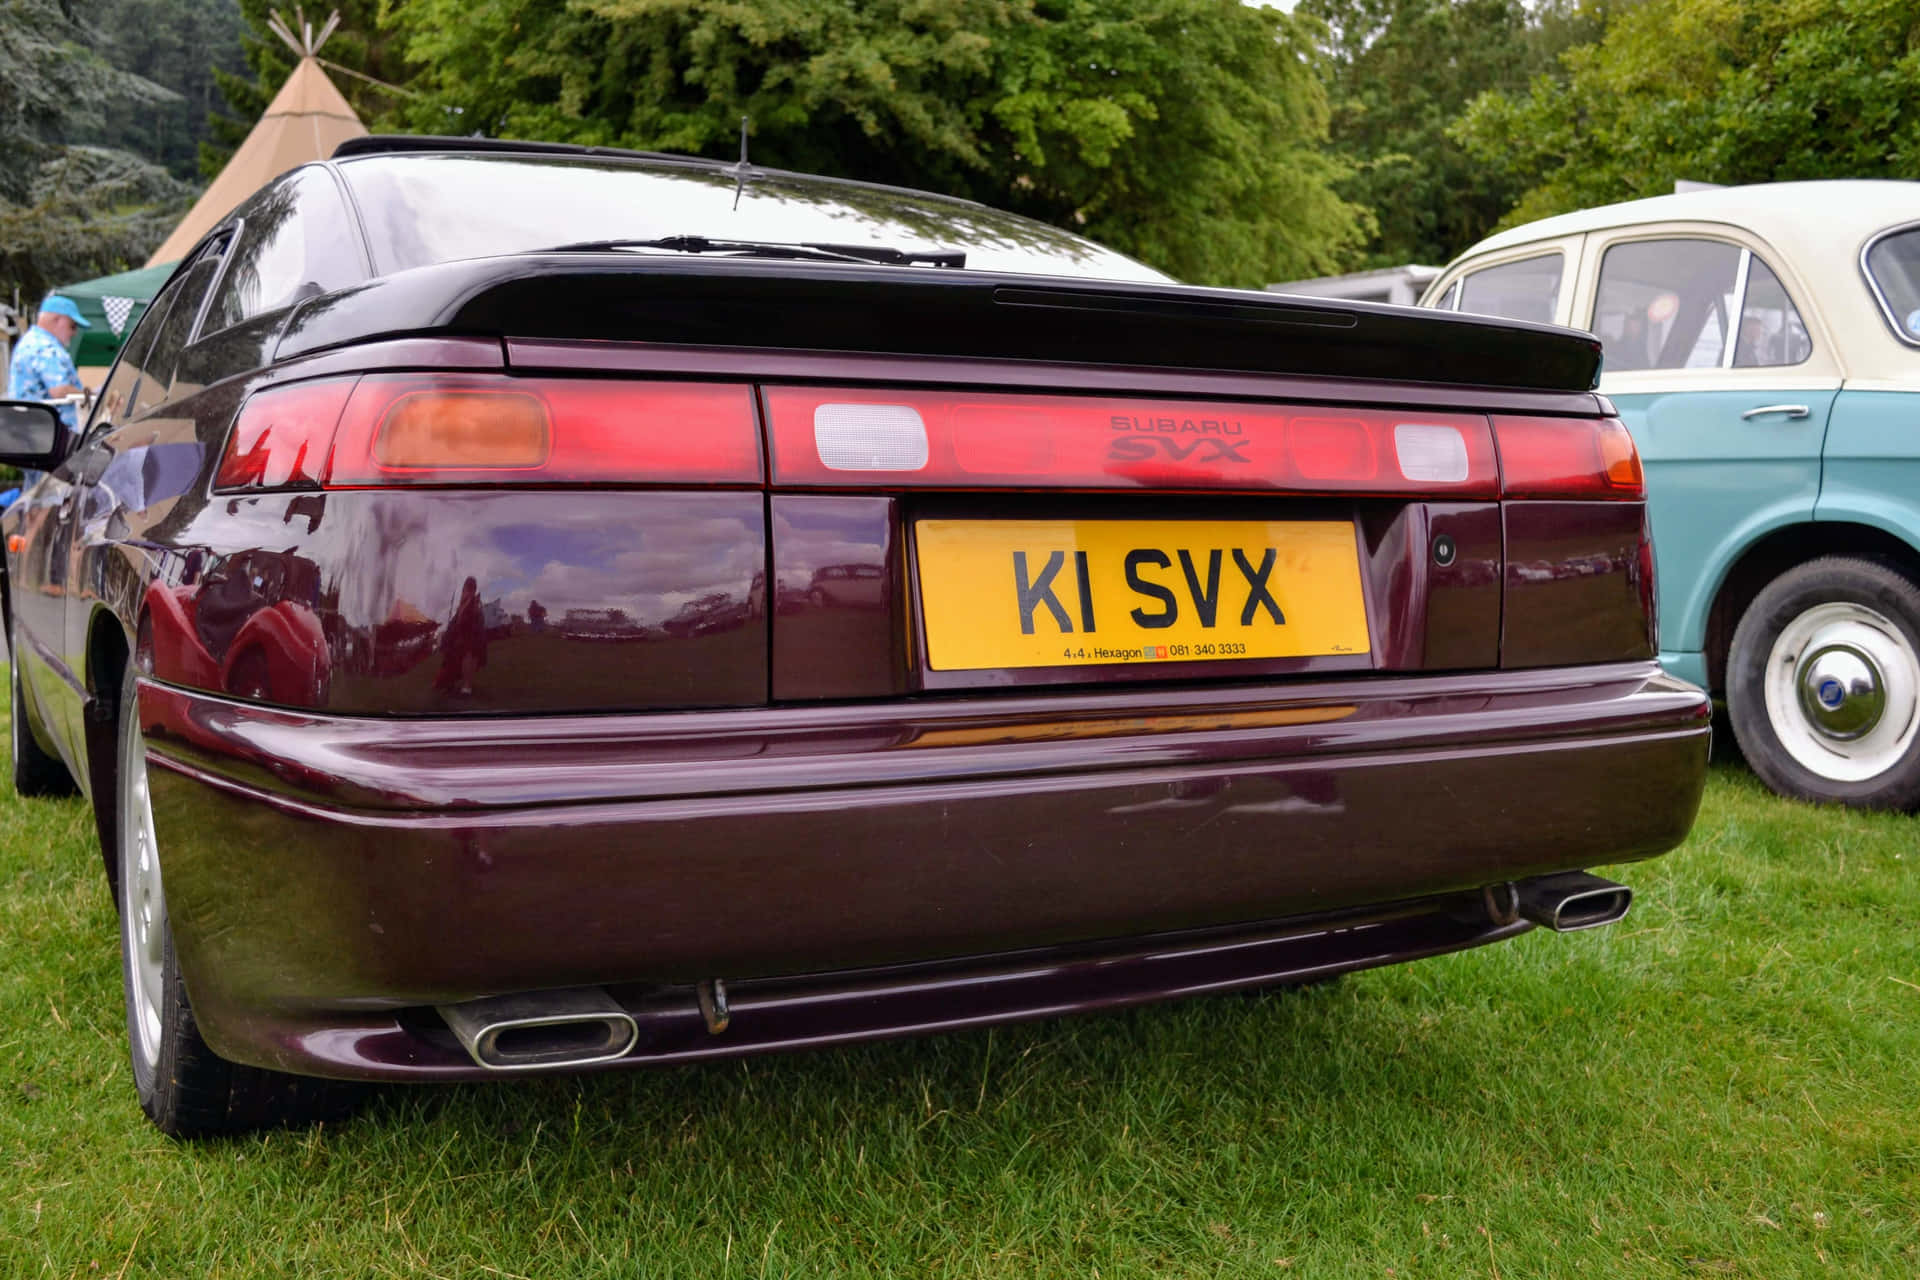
left=1864, top=225, right=1920, bottom=345
left=1452, top=253, right=1562, bottom=325
left=337, top=154, right=1168, bottom=284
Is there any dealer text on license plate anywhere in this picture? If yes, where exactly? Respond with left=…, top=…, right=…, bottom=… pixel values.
left=915, top=519, right=1369, bottom=671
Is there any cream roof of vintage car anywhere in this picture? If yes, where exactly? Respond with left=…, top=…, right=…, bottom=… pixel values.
left=1467, top=180, right=1915, bottom=261
left=1457, top=181, right=1920, bottom=384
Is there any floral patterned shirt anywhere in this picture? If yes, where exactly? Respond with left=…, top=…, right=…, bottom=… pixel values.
left=8, top=323, right=82, bottom=429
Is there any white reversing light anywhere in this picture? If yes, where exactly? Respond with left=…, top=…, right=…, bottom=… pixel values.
left=1393, top=423, right=1470, bottom=484
left=814, top=404, right=930, bottom=471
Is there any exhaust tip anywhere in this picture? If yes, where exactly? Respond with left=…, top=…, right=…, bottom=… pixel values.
left=438, top=987, right=639, bottom=1072
left=1515, top=871, right=1632, bottom=932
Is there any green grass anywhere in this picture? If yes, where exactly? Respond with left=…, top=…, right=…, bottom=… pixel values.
left=2, top=732, right=1916, bottom=1278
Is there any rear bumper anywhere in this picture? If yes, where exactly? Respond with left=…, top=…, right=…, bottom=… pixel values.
left=139, top=662, right=1710, bottom=1079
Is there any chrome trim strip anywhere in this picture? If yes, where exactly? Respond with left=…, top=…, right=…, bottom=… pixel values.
left=1722, top=247, right=1752, bottom=369
left=1859, top=218, right=1920, bottom=349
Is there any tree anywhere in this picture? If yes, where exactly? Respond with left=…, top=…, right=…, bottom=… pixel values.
left=82, top=0, right=249, bottom=179
left=1455, top=0, right=1920, bottom=228
left=0, top=0, right=193, bottom=301
left=204, top=0, right=410, bottom=178
left=384, top=0, right=1368, bottom=287
left=1300, top=0, right=1614, bottom=270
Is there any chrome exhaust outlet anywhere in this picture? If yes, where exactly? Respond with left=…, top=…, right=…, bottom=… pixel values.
left=1514, top=871, right=1632, bottom=932
left=437, top=987, right=638, bottom=1072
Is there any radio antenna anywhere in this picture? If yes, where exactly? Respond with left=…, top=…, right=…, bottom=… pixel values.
left=728, top=116, right=753, bottom=210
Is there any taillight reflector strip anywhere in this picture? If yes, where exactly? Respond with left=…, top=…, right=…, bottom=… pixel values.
left=813, top=403, right=930, bottom=471
left=765, top=387, right=1498, bottom=495
left=216, top=374, right=761, bottom=491
left=1493, top=415, right=1644, bottom=500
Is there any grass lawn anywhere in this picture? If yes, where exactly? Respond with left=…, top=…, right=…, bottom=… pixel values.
left=2, top=728, right=1915, bottom=1277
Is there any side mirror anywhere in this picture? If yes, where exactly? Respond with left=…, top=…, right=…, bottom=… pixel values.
left=0, top=402, right=70, bottom=470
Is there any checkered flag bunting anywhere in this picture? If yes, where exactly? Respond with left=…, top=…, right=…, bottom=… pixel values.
left=102, top=296, right=137, bottom=336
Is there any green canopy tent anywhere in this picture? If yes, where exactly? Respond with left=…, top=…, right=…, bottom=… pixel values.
left=56, top=262, right=176, bottom=370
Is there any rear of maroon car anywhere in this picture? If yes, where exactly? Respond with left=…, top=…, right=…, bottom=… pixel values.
left=135, top=154, right=1709, bottom=1089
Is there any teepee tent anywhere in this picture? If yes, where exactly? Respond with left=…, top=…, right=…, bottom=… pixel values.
left=144, top=10, right=366, bottom=268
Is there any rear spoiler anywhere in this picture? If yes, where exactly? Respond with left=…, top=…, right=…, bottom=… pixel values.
left=277, top=257, right=1602, bottom=393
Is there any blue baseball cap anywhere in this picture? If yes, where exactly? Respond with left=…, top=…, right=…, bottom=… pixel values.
left=39, top=295, right=89, bottom=328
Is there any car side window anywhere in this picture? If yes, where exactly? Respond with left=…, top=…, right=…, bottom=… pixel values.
left=126, top=234, right=231, bottom=420
left=1593, top=238, right=1811, bottom=372
left=1864, top=225, right=1920, bottom=344
left=1592, top=238, right=1746, bottom=372
left=203, top=169, right=362, bottom=335
left=1733, top=257, right=1813, bottom=368
left=81, top=285, right=172, bottom=440
left=1434, top=280, right=1461, bottom=311
left=1454, top=253, right=1562, bottom=325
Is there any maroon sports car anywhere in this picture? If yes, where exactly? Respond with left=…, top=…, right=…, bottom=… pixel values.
left=0, top=137, right=1709, bottom=1137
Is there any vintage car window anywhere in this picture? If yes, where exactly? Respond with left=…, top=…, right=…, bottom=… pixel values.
left=1453, top=253, right=1561, bottom=325
left=127, top=235, right=230, bottom=420
left=338, top=153, right=1170, bottom=283
left=1733, top=257, right=1813, bottom=367
left=1434, top=279, right=1461, bottom=311
left=1864, top=225, right=1920, bottom=345
left=204, top=168, right=362, bottom=334
left=1591, top=238, right=1743, bottom=372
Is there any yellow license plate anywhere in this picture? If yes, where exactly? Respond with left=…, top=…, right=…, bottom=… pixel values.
left=916, top=519, right=1370, bottom=671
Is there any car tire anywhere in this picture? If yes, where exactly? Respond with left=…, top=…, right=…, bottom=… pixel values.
left=9, top=621, right=76, bottom=797
left=1727, top=556, right=1920, bottom=810
left=113, top=664, right=362, bottom=1137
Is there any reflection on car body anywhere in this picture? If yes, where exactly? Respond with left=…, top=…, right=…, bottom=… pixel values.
left=0, top=135, right=1707, bottom=1138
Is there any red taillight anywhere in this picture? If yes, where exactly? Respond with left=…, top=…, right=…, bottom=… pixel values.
left=1492, top=416, right=1644, bottom=500
left=214, top=379, right=354, bottom=490
left=215, top=375, right=761, bottom=491
left=765, top=387, right=1498, bottom=495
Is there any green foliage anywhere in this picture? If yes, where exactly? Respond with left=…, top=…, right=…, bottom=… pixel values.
left=1300, top=0, right=1615, bottom=270
left=80, top=0, right=248, bottom=179
left=205, top=0, right=409, bottom=179
left=0, top=0, right=193, bottom=301
left=1456, top=0, right=1920, bottom=228
left=385, top=0, right=1368, bottom=286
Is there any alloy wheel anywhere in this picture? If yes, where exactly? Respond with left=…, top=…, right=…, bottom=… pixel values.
left=118, top=692, right=167, bottom=1073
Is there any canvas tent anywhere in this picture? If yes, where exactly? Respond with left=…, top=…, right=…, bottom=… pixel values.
left=144, top=52, right=366, bottom=268
left=58, top=263, right=176, bottom=368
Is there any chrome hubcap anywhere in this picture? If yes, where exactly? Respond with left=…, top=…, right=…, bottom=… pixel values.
left=1764, top=602, right=1920, bottom=782
left=119, top=701, right=165, bottom=1071
left=1796, top=644, right=1885, bottom=740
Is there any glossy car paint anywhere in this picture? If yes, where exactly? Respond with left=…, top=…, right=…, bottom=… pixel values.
left=137, top=661, right=1705, bottom=1076
left=1816, top=391, right=1920, bottom=561
left=143, top=489, right=769, bottom=714
left=0, top=147, right=1709, bottom=1087
left=1613, top=386, right=1837, bottom=679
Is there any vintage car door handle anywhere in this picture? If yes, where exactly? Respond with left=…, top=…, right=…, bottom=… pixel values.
left=1740, top=404, right=1811, bottom=421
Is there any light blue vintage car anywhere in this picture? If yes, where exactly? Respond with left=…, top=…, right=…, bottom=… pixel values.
left=1427, top=181, right=1920, bottom=809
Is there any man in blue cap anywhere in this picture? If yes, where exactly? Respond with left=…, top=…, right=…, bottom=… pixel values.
left=10, top=295, right=89, bottom=427
left=8, top=295, right=90, bottom=487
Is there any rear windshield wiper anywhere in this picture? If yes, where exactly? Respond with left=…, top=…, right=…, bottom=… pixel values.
left=534, top=235, right=965, bottom=268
